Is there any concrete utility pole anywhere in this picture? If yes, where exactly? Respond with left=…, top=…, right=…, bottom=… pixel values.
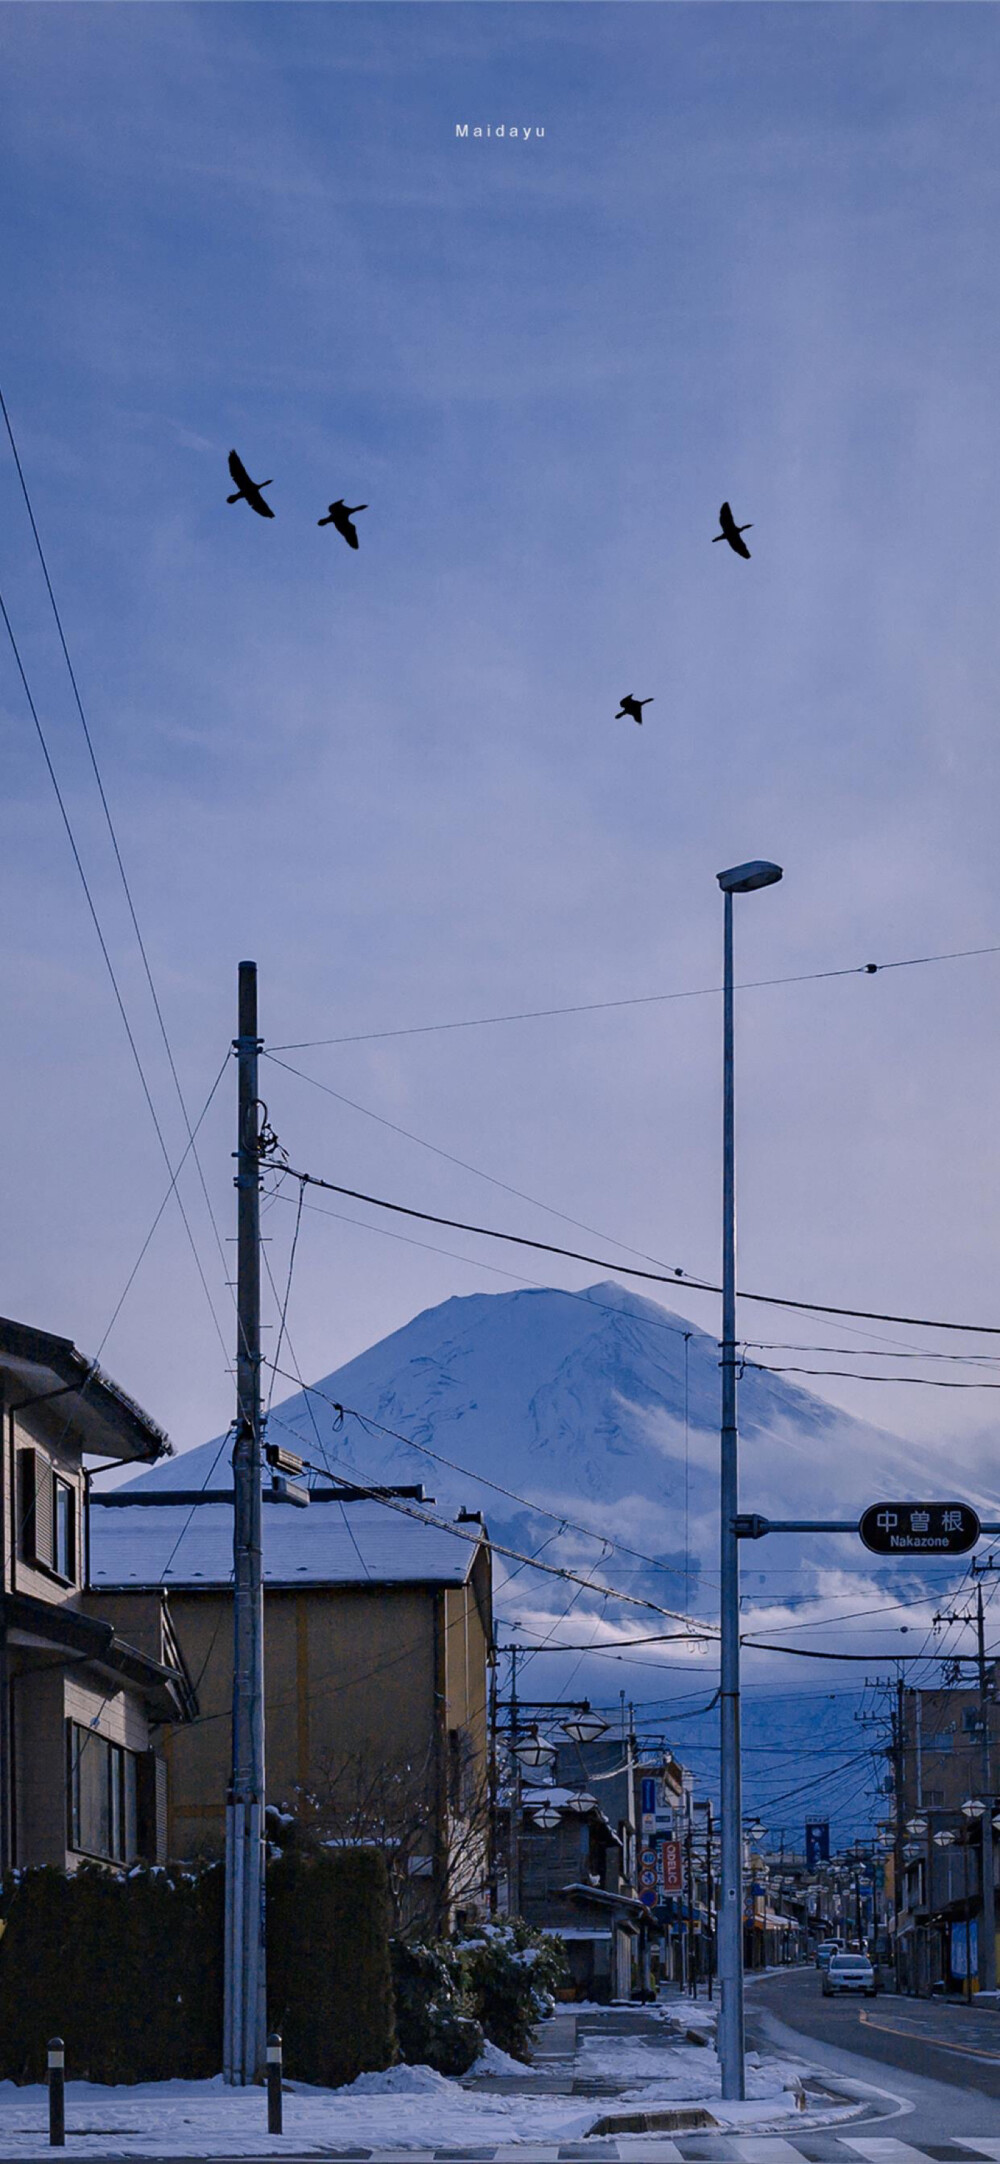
left=224, top=962, right=266, bottom=2085
left=892, top=1676, right=905, bottom=1993
left=974, top=1572, right=997, bottom=1993
left=716, top=860, right=782, bottom=2100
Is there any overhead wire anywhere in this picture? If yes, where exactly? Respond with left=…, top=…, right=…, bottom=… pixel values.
left=267, top=940, right=1000, bottom=1052
left=262, top=1052, right=686, bottom=1285
left=272, top=1161, right=1000, bottom=1336
left=0, top=582, right=230, bottom=1363
left=0, top=384, right=235, bottom=1324
left=267, top=1363, right=707, bottom=1591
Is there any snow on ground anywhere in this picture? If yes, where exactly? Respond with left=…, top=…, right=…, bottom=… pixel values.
left=0, top=2009, right=835, bottom=2152
left=0, top=2075, right=602, bottom=2155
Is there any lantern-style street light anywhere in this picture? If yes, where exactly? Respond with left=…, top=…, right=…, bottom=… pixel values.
left=558, top=1711, right=609, bottom=1746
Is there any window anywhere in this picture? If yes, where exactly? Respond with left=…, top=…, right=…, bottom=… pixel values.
left=66, top=1723, right=138, bottom=1863
left=54, top=1479, right=76, bottom=1581
left=17, top=1452, right=76, bottom=1580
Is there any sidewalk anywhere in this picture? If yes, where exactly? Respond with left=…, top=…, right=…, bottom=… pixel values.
left=0, top=2002, right=854, bottom=2158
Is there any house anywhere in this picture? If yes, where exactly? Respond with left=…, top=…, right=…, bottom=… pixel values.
left=512, top=1783, right=646, bottom=2000
left=0, top=1317, right=194, bottom=1875
left=89, top=1481, right=493, bottom=1930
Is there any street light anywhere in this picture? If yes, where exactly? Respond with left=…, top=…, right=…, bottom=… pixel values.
left=906, top=1818, right=928, bottom=1838
left=716, top=857, right=783, bottom=2102
left=962, top=1798, right=986, bottom=1820
left=514, top=1729, right=556, bottom=1770
left=531, top=1805, right=562, bottom=1831
left=558, top=1711, right=609, bottom=1745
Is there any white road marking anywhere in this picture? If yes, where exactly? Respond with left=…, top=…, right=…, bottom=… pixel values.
left=730, top=2142, right=810, bottom=2161
left=841, top=2142, right=940, bottom=2162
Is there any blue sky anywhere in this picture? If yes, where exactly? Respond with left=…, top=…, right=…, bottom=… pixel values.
left=3, top=1, right=1000, bottom=1516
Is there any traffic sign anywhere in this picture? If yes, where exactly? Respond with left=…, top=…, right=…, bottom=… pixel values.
left=858, top=1500, right=981, bottom=1556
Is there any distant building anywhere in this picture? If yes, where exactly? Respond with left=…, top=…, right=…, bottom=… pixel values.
left=0, top=1316, right=193, bottom=1875
left=894, top=1681, right=1000, bottom=1994
left=90, top=1482, right=493, bottom=1930
left=506, top=1784, right=643, bottom=2001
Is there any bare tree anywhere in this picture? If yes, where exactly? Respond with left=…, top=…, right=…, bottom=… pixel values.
left=277, top=1727, right=490, bottom=1936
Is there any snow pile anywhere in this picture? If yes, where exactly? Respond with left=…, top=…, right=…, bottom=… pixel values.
left=338, top=2063, right=454, bottom=2095
left=468, top=2038, right=532, bottom=2077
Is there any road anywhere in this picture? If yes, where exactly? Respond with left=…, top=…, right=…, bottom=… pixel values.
left=747, top=1964, right=1000, bottom=2145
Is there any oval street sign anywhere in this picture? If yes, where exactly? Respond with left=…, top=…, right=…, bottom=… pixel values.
left=858, top=1500, right=981, bottom=1556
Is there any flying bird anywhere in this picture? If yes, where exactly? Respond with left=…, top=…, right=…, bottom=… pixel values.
left=712, top=501, right=752, bottom=558
left=226, top=449, right=275, bottom=518
left=615, top=695, right=653, bottom=725
left=318, top=499, right=368, bottom=549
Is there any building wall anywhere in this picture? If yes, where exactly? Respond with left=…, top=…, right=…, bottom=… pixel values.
left=902, top=1683, right=1000, bottom=1813
left=152, top=1575, right=490, bottom=1879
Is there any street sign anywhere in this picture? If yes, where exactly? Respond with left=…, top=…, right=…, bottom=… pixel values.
left=805, top=1820, right=830, bottom=1870
left=858, top=1500, right=981, bottom=1556
left=660, top=1839, right=683, bottom=1894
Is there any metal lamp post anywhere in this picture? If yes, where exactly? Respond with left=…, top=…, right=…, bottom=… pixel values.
left=717, top=860, right=783, bottom=2100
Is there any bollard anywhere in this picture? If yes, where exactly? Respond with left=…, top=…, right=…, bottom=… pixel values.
left=267, top=2032, right=283, bottom=2135
left=47, top=2038, right=65, bottom=2148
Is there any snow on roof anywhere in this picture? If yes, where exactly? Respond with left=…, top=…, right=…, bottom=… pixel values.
left=90, top=1497, right=482, bottom=1590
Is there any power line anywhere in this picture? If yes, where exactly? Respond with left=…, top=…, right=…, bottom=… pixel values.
left=0, top=583, right=230, bottom=1361
left=268, top=1363, right=704, bottom=1590
left=0, top=383, right=234, bottom=1322
left=262, top=1052, right=683, bottom=1286
left=268, top=941, right=1000, bottom=1052
left=274, top=1162, right=1000, bottom=1336
left=274, top=1434, right=716, bottom=1630
left=749, top=1361, right=1000, bottom=1389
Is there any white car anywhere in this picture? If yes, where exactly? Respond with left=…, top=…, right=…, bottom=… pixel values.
left=822, top=1952, right=877, bottom=1997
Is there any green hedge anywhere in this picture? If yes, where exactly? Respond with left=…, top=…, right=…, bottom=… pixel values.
left=0, top=1863, right=223, bottom=2084
left=268, top=1847, right=396, bottom=2087
left=0, top=1849, right=395, bottom=2089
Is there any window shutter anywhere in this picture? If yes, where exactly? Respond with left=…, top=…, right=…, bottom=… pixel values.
left=18, top=1449, right=38, bottom=1561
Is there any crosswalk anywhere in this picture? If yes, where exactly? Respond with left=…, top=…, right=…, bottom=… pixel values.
left=329, top=2142, right=1000, bottom=2163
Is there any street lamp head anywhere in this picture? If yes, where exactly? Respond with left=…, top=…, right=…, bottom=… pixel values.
left=558, top=1711, right=609, bottom=1745
left=905, top=1818, right=927, bottom=1837
left=934, top=1830, right=956, bottom=1847
left=514, top=1729, right=556, bottom=1770
left=717, top=860, right=784, bottom=895
left=962, top=1797, right=986, bottom=1820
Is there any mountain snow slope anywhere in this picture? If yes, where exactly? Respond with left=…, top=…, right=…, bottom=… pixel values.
left=126, top=1279, right=974, bottom=1609
left=125, top=1281, right=991, bottom=1842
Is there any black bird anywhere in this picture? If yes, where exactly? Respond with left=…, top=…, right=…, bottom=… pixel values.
left=615, top=695, right=653, bottom=725
left=318, top=499, right=368, bottom=549
left=712, top=501, right=752, bottom=558
left=226, top=449, right=275, bottom=518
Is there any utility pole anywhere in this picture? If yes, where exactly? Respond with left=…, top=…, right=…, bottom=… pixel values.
left=508, top=1647, right=520, bottom=1919
left=974, top=1570, right=997, bottom=1993
left=892, top=1675, right=905, bottom=1994
left=224, top=962, right=266, bottom=2085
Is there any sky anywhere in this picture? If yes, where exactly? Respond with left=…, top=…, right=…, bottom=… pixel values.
left=3, top=0, right=1000, bottom=1519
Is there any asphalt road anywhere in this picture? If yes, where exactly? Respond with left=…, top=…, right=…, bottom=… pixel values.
left=748, top=1965, right=1000, bottom=2139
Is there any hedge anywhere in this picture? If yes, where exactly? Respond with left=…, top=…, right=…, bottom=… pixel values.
left=0, top=1849, right=395, bottom=2089
left=0, top=1863, right=223, bottom=2084
left=268, top=1847, right=396, bottom=2086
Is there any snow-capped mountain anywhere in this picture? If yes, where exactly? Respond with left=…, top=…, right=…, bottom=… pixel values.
left=128, top=1277, right=958, bottom=1606
left=125, top=1281, right=985, bottom=1843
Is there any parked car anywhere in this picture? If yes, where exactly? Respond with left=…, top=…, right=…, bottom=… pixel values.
left=823, top=1952, right=878, bottom=1998
left=815, top=1939, right=844, bottom=1970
